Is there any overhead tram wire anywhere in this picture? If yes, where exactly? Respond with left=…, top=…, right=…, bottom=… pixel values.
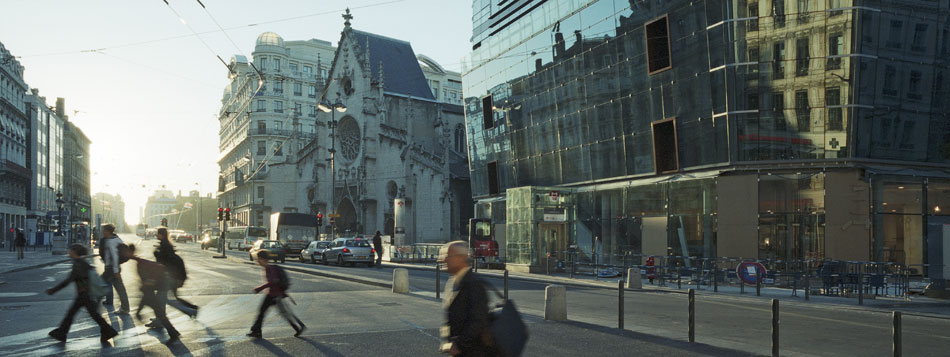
left=17, top=0, right=411, bottom=59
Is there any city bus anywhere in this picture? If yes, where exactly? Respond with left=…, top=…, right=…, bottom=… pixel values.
left=225, top=226, right=268, bottom=251
left=270, top=212, right=319, bottom=259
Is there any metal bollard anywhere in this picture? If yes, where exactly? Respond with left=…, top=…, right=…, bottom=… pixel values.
left=772, top=299, right=779, bottom=357
left=618, top=279, right=625, bottom=330
left=677, top=268, right=682, bottom=289
left=858, top=269, right=864, bottom=305
left=805, top=269, right=810, bottom=301
left=504, top=270, right=509, bottom=302
left=893, top=311, right=902, bottom=357
left=713, top=265, right=718, bottom=293
left=436, top=264, right=441, bottom=299
left=741, top=277, right=745, bottom=294
left=570, top=253, right=576, bottom=279
left=756, top=273, right=762, bottom=297
left=688, top=288, right=695, bottom=343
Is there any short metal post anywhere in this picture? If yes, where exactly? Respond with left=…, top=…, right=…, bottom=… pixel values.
left=677, top=267, right=682, bottom=289
left=893, top=311, right=902, bottom=357
left=688, top=288, right=695, bottom=343
left=570, top=252, right=576, bottom=279
left=772, top=299, right=780, bottom=357
left=741, top=277, right=745, bottom=294
left=504, top=270, right=509, bottom=302
left=805, top=266, right=810, bottom=301
left=618, top=279, right=625, bottom=330
left=858, top=268, right=865, bottom=305
left=713, top=263, right=718, bottom=293
left=756, top=273, right=762, bottom=296
left=436, top=264, right=441, bottom=299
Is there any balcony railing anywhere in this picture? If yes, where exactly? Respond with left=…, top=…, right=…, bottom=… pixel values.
left=249, top=128, right=316, bottom=139
left=0, top=159, right=31, bottom=179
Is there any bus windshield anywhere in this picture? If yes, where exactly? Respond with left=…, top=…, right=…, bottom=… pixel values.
left=472, top=221, right=491, bottom=241
left=248, top=227, right=268, bottom=238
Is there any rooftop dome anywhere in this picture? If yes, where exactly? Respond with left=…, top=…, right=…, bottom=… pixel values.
left=256, top=32, right=284, bottom=47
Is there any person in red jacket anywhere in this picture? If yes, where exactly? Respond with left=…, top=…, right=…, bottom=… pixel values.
left=247, top=250, right=305, bottom=339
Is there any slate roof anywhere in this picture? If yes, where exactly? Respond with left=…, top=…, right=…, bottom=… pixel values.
left=350, top=30, right=435, bottom=100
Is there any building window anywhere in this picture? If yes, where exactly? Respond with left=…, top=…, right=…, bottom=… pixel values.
left=747, top=3, right=759, bottom=31
left=912, top=24, right=929, bottom=52
left=303, top=65, right=312, bottom=74
left=748, top=93, right=760, bottom=110
left=273, top=58, right=281, bottom=71
left=257, top=186, right=265, bottom=201
left=259, top=57, right=267, bottom=69
left=274, top=81, right=283, bottom=94
left=828, top=0, right=842, bottom=17
left=908, top=71, right=923, bottom=101
left=257, top=141, right=266, bottom=155
left=309, top=105, right=316, bottom=118
left=257, top=121, right=266, bottom=132
left=883, top=66, right=898, bottom=97
left=454, top=124, right=466, bottom=153
left=294, top=82, right=302, bottom=96
left=795, top=38, right=809, bottom=76
left=482, top=95, right=494, bottom=130
left=795, top=90, right=810, bottom=132
left=797, top=0, right=809, bottom=24
left=900, top=121, right=915, bottom=150
left=773, top=92, right=787, bottom=131
left=486, top=161, right=499, bottom=195
left=652, top=118, right=679, bottom=173
left=256, top=100, right=266, bottom=112
left=294, top=103, right=302, bottom=114
left=773, top=0, right=786, bottom=28
left=773, top=41, right=786, bottom=79
left=826, top=88, right=842, bottom=131
left=827, top=33, right=843, bottom=69
left=274, top=101, right=284, bottom=113
left=645, top=15, right=672, bottom=74
left=886, top=21, right=903, bottom=49
left=289, top=63, right=298, bottom=72
left=274, top=141, right=283, bottom=156
left=309, top=85, right=316, bottom=98
left=275, top=121, right=283, bottom=131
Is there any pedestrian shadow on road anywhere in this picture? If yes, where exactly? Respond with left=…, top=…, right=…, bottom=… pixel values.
left=300, top=337, right=344, bottom=357
left=250, top=338, right=293, bottom=357
left=557, top=320, right=749, bottom=357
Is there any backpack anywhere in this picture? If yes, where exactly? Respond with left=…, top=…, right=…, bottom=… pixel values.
left=99, top=237, right=130, bottom=264
left=167, top=252, right=187, bottom=283
left=87, top=269, right=108, bottom=300
left=274, top=265, right=290, bottom=291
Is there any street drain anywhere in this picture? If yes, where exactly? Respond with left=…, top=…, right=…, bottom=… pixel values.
left=377, top=302, right=400, bottom=306
left=0, top=305, right=29, bottom=311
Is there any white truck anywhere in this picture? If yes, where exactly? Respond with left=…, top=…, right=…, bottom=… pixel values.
left=269, top=212, right=319, bottom=259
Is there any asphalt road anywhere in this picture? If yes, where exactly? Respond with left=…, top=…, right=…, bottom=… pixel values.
left=0, top=234, right=750, bottom=356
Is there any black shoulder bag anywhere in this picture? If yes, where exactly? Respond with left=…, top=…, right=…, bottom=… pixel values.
left=483, top=282, right=529, bottom=357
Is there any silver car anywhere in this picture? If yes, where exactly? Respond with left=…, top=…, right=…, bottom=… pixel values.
left=300, top=240, right=332, bottom=264
left=323, top=238, right=375, bottom=267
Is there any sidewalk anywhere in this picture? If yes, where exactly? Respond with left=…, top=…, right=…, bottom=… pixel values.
left=0, top=246, right=71, bottom=277
left=381, top=260, right=950, bottom=317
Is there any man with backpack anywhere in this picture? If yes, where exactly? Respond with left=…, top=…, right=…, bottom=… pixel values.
left=46, top=244, right=118, bottom=343
left=153, top=227, right=197, bottom=319
left=121, top=243, right=181, bottom=345
left=247, top=250, right=305, bottom=339
left=99, top=224, right=130, bottom=314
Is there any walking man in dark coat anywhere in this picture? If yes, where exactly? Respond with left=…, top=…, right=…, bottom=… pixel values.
left=439, top=240, right=495, bottom=356
left=372, top=231, right=383, bottom=268
left=14, top=229, right=26, bottom=260
left=46, top=244, right=118, bottom=343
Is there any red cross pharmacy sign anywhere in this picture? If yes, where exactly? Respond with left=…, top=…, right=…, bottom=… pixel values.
left=548, top=191, right=559, bottom=202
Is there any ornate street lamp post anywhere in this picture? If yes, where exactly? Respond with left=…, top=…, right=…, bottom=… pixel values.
left=318, top=99, right=346, bottom=240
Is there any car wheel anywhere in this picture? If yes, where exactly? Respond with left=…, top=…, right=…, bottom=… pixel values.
left=322, top=254, right=328, bottom=265
left=337, top=255, right=343, bottom=266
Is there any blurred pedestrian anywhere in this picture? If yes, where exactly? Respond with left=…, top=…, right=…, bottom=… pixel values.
left=439, top=241, right=495, bottom=356
left=122, top=243, right=181, bottom=345
left=46, top=244, right=118, bottom=343
left=154, top=227, right=197, bottom=318
left=14, top=229, right=26, bottom=260
left=247, top=250, right=305, bottom=339
left=99, top=224, right=130, bottom=314
left=372, top=231, right=383, bottom=268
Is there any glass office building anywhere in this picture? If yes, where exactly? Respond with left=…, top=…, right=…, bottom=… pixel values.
left=462, top=0, right=950, bottom=280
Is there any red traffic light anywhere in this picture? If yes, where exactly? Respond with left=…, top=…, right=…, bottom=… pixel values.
left=8, top=228, right=13, bottom=233
left=225, top=208, right=231, bottom=212
left=317, top=213, right=323, bottom=218
left=218, top=208, right=223, bottom=212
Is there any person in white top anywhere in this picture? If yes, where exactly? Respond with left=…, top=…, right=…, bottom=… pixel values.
left=100, top=224, right=130, bottom=314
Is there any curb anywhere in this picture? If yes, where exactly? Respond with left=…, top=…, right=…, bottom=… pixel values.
left=1, top=258, right=72, bottom=275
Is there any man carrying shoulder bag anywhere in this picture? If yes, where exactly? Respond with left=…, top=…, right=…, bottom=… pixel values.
left=99, top=224, right=130, bottom=314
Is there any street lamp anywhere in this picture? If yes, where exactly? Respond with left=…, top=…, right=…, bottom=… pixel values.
left=318, top=99, right=346, bottom=240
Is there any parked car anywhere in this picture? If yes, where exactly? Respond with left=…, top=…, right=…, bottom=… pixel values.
left=200, top=233, right=219, bottom=250
left=249, top=240, right=285, bottom=263
left=300, top=240, right=332, bottom=263
left=322, top=238, right=375, bottom=267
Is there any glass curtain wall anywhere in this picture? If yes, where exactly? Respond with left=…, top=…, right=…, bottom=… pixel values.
left=758, top=173, right=826, bottom=267
left=872, top=175, right=925, bottom=273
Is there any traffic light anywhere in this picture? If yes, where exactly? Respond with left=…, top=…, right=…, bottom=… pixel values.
left=316, top=212, right=323, bottom=227
left=225, top=208, right=231, bottom=221
left=217, top=208, right=224, bottom=221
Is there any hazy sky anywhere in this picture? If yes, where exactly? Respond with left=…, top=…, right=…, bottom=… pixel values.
left=0, top=0, right=472, bottom=225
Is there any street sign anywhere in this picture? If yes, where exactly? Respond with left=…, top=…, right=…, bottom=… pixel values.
left=328, top=213, right=341, bottom=218
left=737, top=261, right=767, bottom=285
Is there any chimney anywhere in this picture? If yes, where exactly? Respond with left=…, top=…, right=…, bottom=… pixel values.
left=55, top=97, right=66, bottom=118
left=574, top=30, right=582, bottom=46
left=535, top=58, right=543, bottom=72
left=554, top=32, right=565, bottom=58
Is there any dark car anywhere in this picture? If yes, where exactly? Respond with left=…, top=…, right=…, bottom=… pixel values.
left=300, top=240, right=332, bottom=263
left=249, top=240, right=285, bottom=263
